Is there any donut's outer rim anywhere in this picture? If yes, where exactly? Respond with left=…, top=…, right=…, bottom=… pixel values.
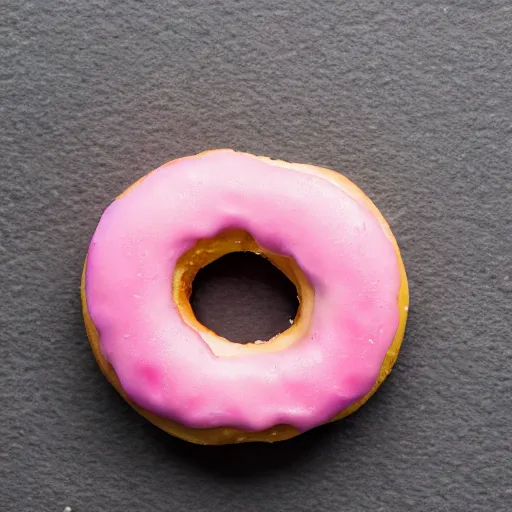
left=81, top=149, right=409, bottom=445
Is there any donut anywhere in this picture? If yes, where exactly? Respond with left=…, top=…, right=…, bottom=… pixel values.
left=82, top=149, right=408, bottom=445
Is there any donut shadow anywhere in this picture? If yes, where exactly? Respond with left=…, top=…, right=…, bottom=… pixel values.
left=143, top=421, right=341, bottom=479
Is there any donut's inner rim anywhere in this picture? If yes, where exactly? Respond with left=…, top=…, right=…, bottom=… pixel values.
left=172, top=228, right=314, bottom=357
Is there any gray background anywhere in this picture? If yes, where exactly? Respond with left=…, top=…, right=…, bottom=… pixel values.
left=1, top=1, right=511, bottom=511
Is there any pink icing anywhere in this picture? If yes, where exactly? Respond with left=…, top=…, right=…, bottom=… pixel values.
left=85, top=151, right=401, bottom=432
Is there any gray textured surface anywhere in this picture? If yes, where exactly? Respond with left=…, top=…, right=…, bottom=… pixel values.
left=1, top=1, right=512, bottom=511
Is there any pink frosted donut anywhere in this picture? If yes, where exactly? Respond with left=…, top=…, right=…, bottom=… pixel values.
left=82, top=149, right=408, bottom=444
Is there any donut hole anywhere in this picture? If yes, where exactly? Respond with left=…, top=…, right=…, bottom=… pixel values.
left=190, top=252, right=299, bottom=343
left=173, top=229, right=313, bottom=355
